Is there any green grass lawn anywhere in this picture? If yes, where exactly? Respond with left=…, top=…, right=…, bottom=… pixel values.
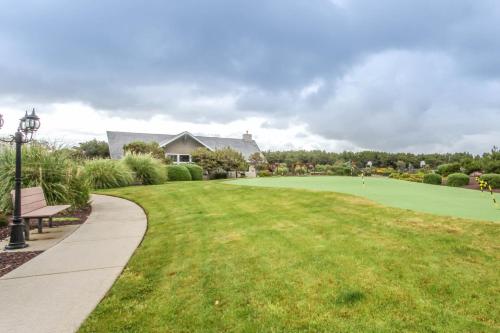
left=80, top=181, right=499, bottom=332
left=230, top=176, right=500, bottom=222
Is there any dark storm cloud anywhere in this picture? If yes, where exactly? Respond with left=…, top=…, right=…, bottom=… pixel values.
left=0, top=0, right=499, bottom=151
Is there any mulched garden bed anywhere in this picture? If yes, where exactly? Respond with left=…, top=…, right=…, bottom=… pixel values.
left=463, top=176, right=500, bottom=193
left=0, top=205, right=92, bottom=278
left=0, top=251, right=43, bottom=277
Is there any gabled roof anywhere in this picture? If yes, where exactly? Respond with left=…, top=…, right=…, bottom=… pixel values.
left=159, top=131, right=213, bottom=151
left=106, top=130, right=261, bottom=159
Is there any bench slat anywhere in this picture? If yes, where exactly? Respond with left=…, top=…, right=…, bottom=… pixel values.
left=15, top=193, right=46, bottom=205
left=20, top=200, right=47, bottom=215
left=21, top=205, right=71, bottom=218
left=11, top=187, right=48, bottom=215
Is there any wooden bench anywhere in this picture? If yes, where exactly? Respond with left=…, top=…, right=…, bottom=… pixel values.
left=11, top=187, right=71, bottom=240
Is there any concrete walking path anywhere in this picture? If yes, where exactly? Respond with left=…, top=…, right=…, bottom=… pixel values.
left=0, top=194, right=147, bottom=333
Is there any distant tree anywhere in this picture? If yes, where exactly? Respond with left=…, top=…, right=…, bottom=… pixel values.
left=396, top=160, right=406, bottom=172
left=248, top=152, right=268, bottom=171
left=74, top=139, right=110, bottom=159
left=123, top=141, right=166, bottom=161
left=482, top=147, right=500, bottom=173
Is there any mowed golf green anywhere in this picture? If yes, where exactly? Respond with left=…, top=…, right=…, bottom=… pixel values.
left=80, top=182, right=499, bottom=332
left=230, top=176, right=500, bottom=222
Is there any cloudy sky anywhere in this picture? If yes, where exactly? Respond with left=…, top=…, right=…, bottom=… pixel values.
left=0, top=0, right=499, bottom=153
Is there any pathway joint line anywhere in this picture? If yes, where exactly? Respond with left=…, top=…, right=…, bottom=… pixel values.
left=62, top=235, right=143, bottom=243
left=0, top=265, right=124, bottom=281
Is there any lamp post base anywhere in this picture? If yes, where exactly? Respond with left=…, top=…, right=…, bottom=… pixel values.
left=5, top=222, right=29, bottom=250
left=5, top=242, right=29, bottom=250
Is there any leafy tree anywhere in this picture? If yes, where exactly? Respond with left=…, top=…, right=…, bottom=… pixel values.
left=215, top=148, right=248, bottom=172
left=192, top=147, right=247, bottom=174
left=123, top=141, right=166, bottom=161
left=192, top=148, right=218, bottom=173
left=74, top=139, right=110, bottom=159
left=248, top=152, right=268, bottom=171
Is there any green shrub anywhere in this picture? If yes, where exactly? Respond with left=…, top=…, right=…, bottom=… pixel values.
left=83, top=159, right=134, bottom=189
left=446, top=173, right=470, bottom=187
left=166, top=165, right=192, bottom=181
left=423, top=173, right=442, bottom=185
left=275, top=165, right=289, bottom=176
left=329, top=166, right=351, bottom=176
left=436, top=163, right=461, bottom=176
left=123, top=153, right=166, bottom=185
left=480, top=174, right=500, bottom=189
left=314, top=164, right=331, bottom=173
left=211, top=169, right=228, bottom=179
left=0, top=144, right=91, bottom=213
left=294, top=165, right=307, bottom=175
left=258, top=170, right=272, bottom=177
left=185, top=164, right=203, bottom=181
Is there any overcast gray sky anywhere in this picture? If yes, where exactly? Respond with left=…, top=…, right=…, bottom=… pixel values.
left=0, top=0, right=499, bottom=153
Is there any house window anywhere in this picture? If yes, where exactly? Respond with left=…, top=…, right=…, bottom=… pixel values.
left=179, top=154, right=191, bottom=163
left=166, top=154, right=191, bottom=163
left=167, top=154, right=178, bottom=163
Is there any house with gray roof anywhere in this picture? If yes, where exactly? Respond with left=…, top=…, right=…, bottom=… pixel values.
left=107, top=130, right=261, bottom=163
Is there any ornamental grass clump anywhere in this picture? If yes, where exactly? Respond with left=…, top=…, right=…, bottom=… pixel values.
left=166, top=165, right=192, bottom=181
left=0, top=144, right=90, bottom=213
left=83, top=159, right=134, bottom=189
left=123, top=153, right=167, bottom=185
left=446, top=173, right=470, bottom=187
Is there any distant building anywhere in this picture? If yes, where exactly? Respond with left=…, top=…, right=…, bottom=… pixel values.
left=107, top=130, right=261, bottom=163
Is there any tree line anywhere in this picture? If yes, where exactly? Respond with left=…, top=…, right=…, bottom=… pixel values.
left=262, top=147, right=500, bottom=172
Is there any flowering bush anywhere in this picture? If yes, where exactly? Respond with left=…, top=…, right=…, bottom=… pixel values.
left=389, top=172, right=425, bottom=183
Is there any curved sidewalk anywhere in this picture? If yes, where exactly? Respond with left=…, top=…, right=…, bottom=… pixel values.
left=0, top=194, right=147, bottom=333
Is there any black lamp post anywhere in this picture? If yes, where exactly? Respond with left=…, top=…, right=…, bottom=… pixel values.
left=0, top=109, right=41, bottom=250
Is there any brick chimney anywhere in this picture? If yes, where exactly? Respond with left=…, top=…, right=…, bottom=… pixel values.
left=242, top=131, right=252, bottom=142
